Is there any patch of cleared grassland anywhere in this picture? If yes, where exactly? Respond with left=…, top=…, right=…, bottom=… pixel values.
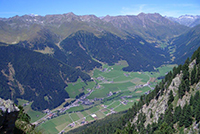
left=34, top=46, right=54, bottom=54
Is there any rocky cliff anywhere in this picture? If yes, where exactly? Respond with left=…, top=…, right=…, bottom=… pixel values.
left=0, top=98, right=19, bottom=133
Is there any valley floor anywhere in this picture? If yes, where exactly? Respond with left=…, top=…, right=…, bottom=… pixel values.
left=18, top=61, right=176, bottom=134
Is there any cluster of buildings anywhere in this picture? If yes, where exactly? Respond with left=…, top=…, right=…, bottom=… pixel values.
left=107, top=91, right=119, bottom=97
left=59, top=103, right=80, bottom=114
left=59, top=89, right=97, bottom=113
left=107, top=91, right=113, bottom=97
left=96, top=76, right=113, bottom=84
left=124, top=73, right=130, bottom=77
left=101, top=68, right=111, bottom=72
left=96, top=76, right=105, bottom=81
left=121, top=95, right=132, bottom=99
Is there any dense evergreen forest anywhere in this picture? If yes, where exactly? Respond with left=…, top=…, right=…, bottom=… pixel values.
left=0, top=44, right=91, bottom=110
left=67, top=47, right=200, bottom=134
left=60, top=31, right=170, bottom=72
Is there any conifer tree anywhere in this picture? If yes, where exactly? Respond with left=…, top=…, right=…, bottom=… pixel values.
left=164, top=104, right=173, bottom=127
left=168, top=90, right=174, bottom=106
left=195, top=105, right=200, bottom=123
left=191, top=65, right=196, bottom=85
left=184, top=104, right=193, bottom=127
left=179, top=106, right=185, bottom=127
left=154, top=122, right=173, bottom=134
left=196, top=65, right=200, bottom=83
left=178, top=80, right=185, bottom=99
left=173, top=105, right=181, bottom=123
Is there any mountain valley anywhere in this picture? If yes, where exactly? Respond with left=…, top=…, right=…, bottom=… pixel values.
left=0, top=12, right=200, bottom=133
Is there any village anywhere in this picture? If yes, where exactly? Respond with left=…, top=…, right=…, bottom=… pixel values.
left=32, top=76, right=153, bottom=127
left=28, top=66, right=161, bottom=134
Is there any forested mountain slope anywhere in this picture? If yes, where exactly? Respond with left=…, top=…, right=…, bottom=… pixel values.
left=171, top=24, right=200, bottom=64
left=60, top=30, right=170, bottom=72
left=68, top=46, right=200, bottom=134
left=0, top=44, right=91, bottom=111
left=16, top=30, right=170, bottom=72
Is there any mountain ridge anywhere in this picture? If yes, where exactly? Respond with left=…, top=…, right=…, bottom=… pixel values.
left=166, top=15, right=200, bottom=27
left=0, top=12, right=189, bottom=44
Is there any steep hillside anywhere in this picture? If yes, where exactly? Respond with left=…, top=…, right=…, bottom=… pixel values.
left=60, top=30, right=170, bottom=72
left=68, top=46, right=200, bottom=134
left=16, top=30, right=102, bottom=72
left=16, top=30, right=170, bottom=72
left=0, top=44, right=91, bottom=111
left=170, top=24, right=200, bottom=64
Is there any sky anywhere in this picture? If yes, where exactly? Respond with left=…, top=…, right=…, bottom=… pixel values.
left=0, top=0, right=200, bottom=18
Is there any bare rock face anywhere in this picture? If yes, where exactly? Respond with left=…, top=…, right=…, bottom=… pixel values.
left=132, top=73, right=182, bottom=127
left=0, top=98, right=19, bottom=134
left=189, top=59, right=196, bottom=71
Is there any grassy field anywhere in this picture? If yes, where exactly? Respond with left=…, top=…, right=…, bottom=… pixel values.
left=28, top=62, right=177, bottom=133
left=17, top=99, right=46, bottom=123
left=70, top=113, right=80, bottom=121
left=37, top=112, right=74, bottom=133
left=17, top=98, right=28, bottom=106
left=107, top=101, right=121, bottom=109
left=37, top=120, right=59, bottom=134
left=66, top=105, right=84, bottom=113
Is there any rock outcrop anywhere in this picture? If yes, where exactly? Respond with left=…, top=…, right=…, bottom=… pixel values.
left=0, top=98, right=19, bottom=134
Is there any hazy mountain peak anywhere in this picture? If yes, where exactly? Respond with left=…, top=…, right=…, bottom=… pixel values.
left=166, top=15, right=200, bottom=27
left=178, top=15, right=198, bottom=20
left=0, top=12, right=190, bottom=44
left=80, top=14, right=99, bottom=22
left=137, top=12, right=161, bottom=17
left=65, top=12, right=76, bottom=16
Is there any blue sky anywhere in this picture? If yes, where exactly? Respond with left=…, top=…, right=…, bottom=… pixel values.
left=0, top=0, right=200, bottom=18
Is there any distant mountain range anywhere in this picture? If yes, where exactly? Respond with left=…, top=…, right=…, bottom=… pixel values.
left=0, top=12, right=200, bottom=111
left=166, top=15, right=200, bottom=27
left=0, top=12, right=188, bottom=44
left=103, top=13, right=188, bottom=42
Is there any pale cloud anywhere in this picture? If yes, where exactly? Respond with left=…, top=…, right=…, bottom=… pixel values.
left=121, top=4, right=148, bottom=15
left=121, top=4, right=163, bottom=16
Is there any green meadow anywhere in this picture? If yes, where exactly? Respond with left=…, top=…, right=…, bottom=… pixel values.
left=24, top=61, right=176, bottom=133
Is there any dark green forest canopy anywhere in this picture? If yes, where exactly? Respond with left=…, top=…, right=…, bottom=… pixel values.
left=0, top=44, right=91, bottom=110
left=60, top=30, right=170, bottom=72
